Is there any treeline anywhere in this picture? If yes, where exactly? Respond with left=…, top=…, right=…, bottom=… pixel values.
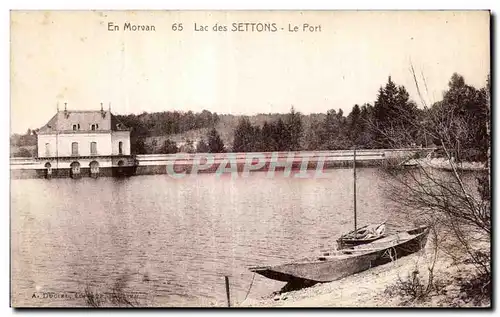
left=231, top=108, right=303, bottom=152
left=115, top=110, right=220, bottom=154
left=135, top=127, right=227, bottom=154
left=221, top=73, right=488, bottom=162
left=116, top=110, right=219, bottom=137
left=11, top=73, right=489, bottom=163
left=425, top=73, right=489, bottom=162
left=10, top=129, right=37, bottom=157
left=11, top=129, right=37, bottom=148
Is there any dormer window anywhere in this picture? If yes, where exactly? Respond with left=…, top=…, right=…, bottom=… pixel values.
left=91, top=124, right=99, bottom=131
left=72, top=124, right=80, bottom=131
left=73, top=124, right=77, bottom=131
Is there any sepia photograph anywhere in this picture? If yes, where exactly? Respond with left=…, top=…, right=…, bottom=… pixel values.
left=9, top=10, right=491, bottom=308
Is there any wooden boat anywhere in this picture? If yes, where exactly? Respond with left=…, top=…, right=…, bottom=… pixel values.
left=337, top=222, right=386, bottom=249
left=249, top=226, right=429, bottom=286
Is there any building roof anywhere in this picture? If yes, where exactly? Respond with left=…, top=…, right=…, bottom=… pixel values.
left=38, top=110, right=129, bottom=134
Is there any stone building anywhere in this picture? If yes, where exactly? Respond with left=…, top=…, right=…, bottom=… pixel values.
left=36, top=104, right=134, bottom=178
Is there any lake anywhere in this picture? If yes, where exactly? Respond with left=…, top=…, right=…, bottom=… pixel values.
left=11, top=168, right=410, bottom=307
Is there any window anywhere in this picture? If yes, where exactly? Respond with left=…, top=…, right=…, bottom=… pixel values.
left=71, top=142, right=79, bottom=156
left=91, top=124, right=95, bottom=131
left=96, top=124, right=99, bottom=129
left=73, top=125, right=77, bottom=131
left=45, top=143, right=51, bottom=156
left=118, top=141, right=123, bottom=155
left=77, top=124, right=80, bottom=130
left=90, top=142, right=97, bottom=155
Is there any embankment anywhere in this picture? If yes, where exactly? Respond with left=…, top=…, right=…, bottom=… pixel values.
left=10, top=148, right=428, bottom=179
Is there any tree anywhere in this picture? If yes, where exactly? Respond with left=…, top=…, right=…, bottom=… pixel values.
left=207, top=128, right=225, bottom=153
left=11, top=147, right=32, bottom=157
left=383, top=73, right=491, bottom=304
left=160, top=139, right=178, bottom=154
left=272, top=118, right=289, bottom=151
left=196, top=139, right=210, bottom=153
left=322, top=109, right=349, bottom=150
left=232, top=117, right=259, bottom=152
left=436, top=73, right=489, bottom=162
left=286, top=106, right=303, bottom=151
left=133, top=139, right=147, bottom=154
left=371, top=76, right=419, bottom=148
left=347, top=104, right=362, bottom=146
left=357, top=104, right=376, bottom=148
left=180, top=139, right=195, bottom=153
left=387, top=149, right=490, bottom=293
left=261, top=121, right=278, bottom=152
left=303, top=114, right=327, bottom=151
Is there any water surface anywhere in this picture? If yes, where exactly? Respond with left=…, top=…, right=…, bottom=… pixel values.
left=11, top=168, right=404, bottom=307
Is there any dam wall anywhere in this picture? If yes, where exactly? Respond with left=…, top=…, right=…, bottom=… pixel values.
left=10, top=148, right=430, bottom=179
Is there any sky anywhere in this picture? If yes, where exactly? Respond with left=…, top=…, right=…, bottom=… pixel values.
left=10, top=10, right=490, bottom=134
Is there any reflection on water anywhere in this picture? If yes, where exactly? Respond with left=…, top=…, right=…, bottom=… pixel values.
left=11, top=168, right=406, bottom=307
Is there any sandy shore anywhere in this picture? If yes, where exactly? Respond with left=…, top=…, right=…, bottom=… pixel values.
left=238, top=248, right=489, bottom=308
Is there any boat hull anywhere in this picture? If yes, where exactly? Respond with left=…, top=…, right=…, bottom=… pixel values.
left=250, top=226, right=429, bottom=284
left=253, top=252, right=378, bottom=283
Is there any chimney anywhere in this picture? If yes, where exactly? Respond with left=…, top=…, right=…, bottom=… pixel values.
left=101, top=102, right=106, bottom=118
left=64, top=102, right=69, bottom=118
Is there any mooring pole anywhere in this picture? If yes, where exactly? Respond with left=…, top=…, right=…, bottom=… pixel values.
left=225, top=276, right=231, bottom=307
left=353, top=147, right=357, bottom=232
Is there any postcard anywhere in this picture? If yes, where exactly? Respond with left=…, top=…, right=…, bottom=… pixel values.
left=10, top=10, right=491, bottom=308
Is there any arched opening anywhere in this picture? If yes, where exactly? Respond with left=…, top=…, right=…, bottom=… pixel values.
left=70, top=161, right=81, bottom=178
left=71, top=142, right=79, bottom=156
left=44, top=162, right=52, bottom=178
left=89, top=161, right=99, bottom=177
left=118, top=141, right=123, bottom=155
left=114, top=160, right=126, bottom=177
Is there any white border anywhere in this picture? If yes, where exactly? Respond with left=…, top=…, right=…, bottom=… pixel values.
left=2, top=1, right=498, bottom=316
left=2, top=0, right=500, bottom=10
